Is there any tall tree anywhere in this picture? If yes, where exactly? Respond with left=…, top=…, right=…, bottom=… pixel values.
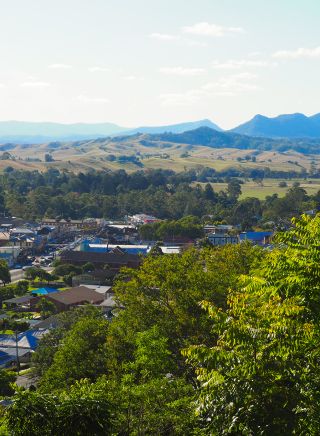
left=186, top=214, right=320, bottom=434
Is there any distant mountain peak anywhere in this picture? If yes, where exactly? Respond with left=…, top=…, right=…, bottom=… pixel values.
left=232, top=112, right=320, bottom=138
left=0, top=119, right=222, bottom=144
left=118, top=119, right=222, bottom=136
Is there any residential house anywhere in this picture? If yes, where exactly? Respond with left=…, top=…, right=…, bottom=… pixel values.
left=0, top=232, right=10, bottom=247
left=33, top=286, right=105, bottom=312
left=207, top=233, right=239, bottom=246
left=0, top=329, right=48, bottom=368
left=3, top=295, right=35, bottom=311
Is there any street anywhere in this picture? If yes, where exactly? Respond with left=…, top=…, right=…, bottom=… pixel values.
left=10, top=267, right=53, bottom=283
left=10, top=269, right=25, bottom=282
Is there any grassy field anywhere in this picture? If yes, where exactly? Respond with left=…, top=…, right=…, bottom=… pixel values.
left=194, top=178, right=320, bottom=200
left=0, top=136, right=318, bottom=175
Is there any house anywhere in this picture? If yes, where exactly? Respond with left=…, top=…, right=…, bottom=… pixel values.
left=0, top=232, right=10, bottom=247
left=0, top=348, right=32, bottom=368
left=80, top=285, right=113, bottom=299
left=239, top=231, right=273, bottom=246
left=100, top=295, right=118, bottom=318
left=204, top=224, right=236, bottom=234
left=207, top=233, right=239, bottom=246
left=71, top=269, right=113, bottom=287
left=34, top=286, right=105, bottom=312
left=60, top=250, right=141, bottom=271
left=0, top=246, right=22, bottom=267
left=3, top=295, right=35, bottom=311
left=0, top=329, right=48, bottom=368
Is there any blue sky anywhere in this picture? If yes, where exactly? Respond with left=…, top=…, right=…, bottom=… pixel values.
left=0, top=0, right=320, bottom=128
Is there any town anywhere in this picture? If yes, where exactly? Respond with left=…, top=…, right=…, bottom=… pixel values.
left=0, top=211, right=275, bottom=371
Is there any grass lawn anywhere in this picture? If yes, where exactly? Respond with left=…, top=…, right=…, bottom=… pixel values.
left=194, top=178, right=320, bottom=200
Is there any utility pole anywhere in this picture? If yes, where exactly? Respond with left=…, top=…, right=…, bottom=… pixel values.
left=15, top=330, right=20, bottom=375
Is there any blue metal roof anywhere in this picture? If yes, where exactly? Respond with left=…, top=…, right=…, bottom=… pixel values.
left=31, top=287, right=59, bottom=295
left=240, top=232, right=272, bottom=241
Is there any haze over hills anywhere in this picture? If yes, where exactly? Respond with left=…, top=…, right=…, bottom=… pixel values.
left=120, top=119, right=222, bottom=136
left=0, top=119, right=222, bottom=144
left=2, top=113, right=320, bottom=145
left=0, top=121, right=130, bottom=143
left=232, top=113, right=320, bottom=138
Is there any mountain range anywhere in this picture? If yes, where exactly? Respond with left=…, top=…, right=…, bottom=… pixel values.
left=231, top=113, right=320, bottom=138
left=139, top=127, right=319, bottom=154
left=0, top=114, right=320, bottom=144
left=0, top=119, right=221, bottom=144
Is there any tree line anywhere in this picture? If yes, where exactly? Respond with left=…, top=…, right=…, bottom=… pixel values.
left=0, top=169, right=318, bottom=229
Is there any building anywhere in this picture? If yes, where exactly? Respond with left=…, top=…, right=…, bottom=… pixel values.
left=79, top=284, right=113, bottom=299
left=42, top=218, right=98, bottom=231
left=80, top=242, right=181, bottom=255
left=0, top=329, right=48, bottom=368
left=0, top=246, right=23, bottom=267
left=60, top=249, right=141, bottom=271
left=81, top=242, right=150, bottom=255
left=239, top=231, right=273, bottom=246
left=36, top=286, right=105, bottom=312
left=207, top=233, right=239, bottom=246
left=204, top=224, right=236, bottom=234
left=0, top=232, right=10, bottom=247
left=130, top=214, right=159, bottom=225
left=3, top=295, right=35, bottom=311
left=71, top=270, right=113, bottom=287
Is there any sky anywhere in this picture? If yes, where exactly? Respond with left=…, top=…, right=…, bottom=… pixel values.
left=0, top=0, right=320, bottom=128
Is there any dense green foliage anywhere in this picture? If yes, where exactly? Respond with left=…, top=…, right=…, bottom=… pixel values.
left=139, top=215, right=203, bottom=240
left=0, top=169, right=318, bottom=229
left=6, top=381, right=111, bottom=436
left=0, top=370, right=16, bottom=397
left=148, top=126, right=320, bottom=154
left=6, top=216, right=320, bottom=433
left=186, top=214, right=320, bottom=434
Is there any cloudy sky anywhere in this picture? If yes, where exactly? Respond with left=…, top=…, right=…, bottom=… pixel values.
left=0, top=0, right=320, bottom=128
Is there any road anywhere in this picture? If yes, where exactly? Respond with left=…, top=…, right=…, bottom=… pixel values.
left=10, top=268, right=25, bottom=282
left=10, top=267, right=53, bottom=283
left=15, top=372, right=38, bottom=388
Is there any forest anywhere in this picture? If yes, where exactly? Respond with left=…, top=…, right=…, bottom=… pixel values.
left=0, top=168, right=318, bottom=229
left=1, top=214, right=320, bottom=434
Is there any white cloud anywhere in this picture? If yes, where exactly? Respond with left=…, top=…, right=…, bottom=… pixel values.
left=202, top=72, right=259, bottom=92
left=159, top=89, right=203, bottom=106
left=88, top=66, right=110, bottom=73
left=48, top=63, right=72, bottom=69
left=20, top=81, right=51, bottom=88
left=212, top=59, right=272, bottom=69
left=149, top=33, right=179, bottom=41
left=122, top=75, right=137, bottom=81
left=159, top=72, right=258, bottom=106
left=273, top=46, right=320, bottom=59
left=77, top=94, right=110, bottom=103
left=182, top=22, right=244, bottom=37
left=160, top=67, right=206, bottom=76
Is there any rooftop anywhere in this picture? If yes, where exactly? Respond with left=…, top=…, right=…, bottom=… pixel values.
left=47, top=286, right=104, bottom=306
